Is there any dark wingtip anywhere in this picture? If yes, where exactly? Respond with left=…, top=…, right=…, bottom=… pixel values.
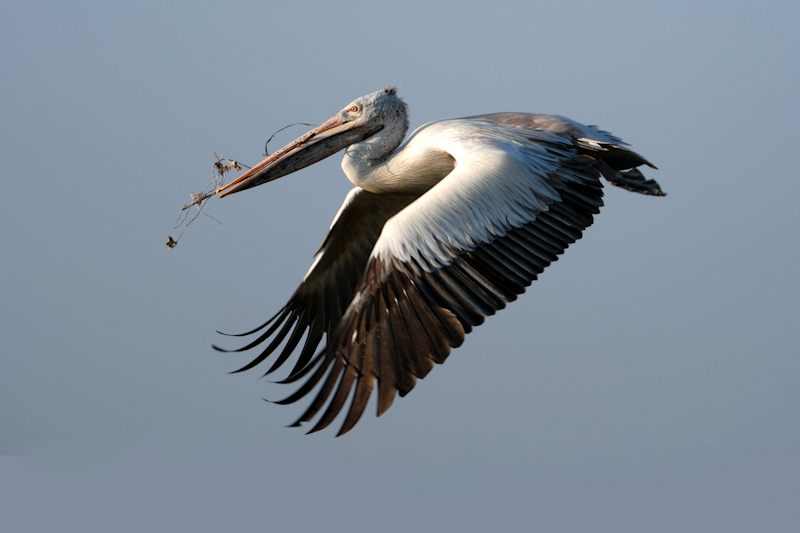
left=305, top=425, right=325, bottom=435
left=335, top=424, right=354, bottom=438
left=215, top=329, right=262, bottom=338
left=227, top=361, right=260, bottom=374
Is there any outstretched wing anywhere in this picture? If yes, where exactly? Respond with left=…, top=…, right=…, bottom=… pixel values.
left=279, top=115, right=661, bottom=435
left=214, top=187, right=416, bottom=379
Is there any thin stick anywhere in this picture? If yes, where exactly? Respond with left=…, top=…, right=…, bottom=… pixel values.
left=167, top=119, right=312, bottom=248
left=166, top=153, right=250, bottom=249
left=264, top=123, right=313, bottom=156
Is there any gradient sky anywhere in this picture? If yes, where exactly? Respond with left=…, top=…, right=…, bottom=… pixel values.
left=2, top=0, right=799, bottom=530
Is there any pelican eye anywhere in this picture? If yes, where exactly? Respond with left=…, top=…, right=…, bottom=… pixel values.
left=349, top=105, right=360, bottom=113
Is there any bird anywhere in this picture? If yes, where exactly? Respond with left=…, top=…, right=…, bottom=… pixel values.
left=213, top=86, right=665, bottom=436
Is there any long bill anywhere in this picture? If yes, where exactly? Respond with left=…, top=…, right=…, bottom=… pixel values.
left=216, top=114, right=382, bottom=197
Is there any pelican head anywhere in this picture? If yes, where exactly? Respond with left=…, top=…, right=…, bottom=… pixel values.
left=217, top=87, right=408, bottom=197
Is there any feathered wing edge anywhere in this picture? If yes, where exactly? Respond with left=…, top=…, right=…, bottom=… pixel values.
left=212, top=188, right=416, bottom=379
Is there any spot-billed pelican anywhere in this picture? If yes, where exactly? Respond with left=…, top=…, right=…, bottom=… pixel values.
left=214, top=87, right=665, bottom=435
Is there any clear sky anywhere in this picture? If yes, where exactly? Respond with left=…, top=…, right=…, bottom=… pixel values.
left=2, top=0, right=799, bottom=530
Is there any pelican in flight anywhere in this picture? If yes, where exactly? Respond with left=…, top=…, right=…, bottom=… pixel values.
left=214, top=87, right=665, bottom=435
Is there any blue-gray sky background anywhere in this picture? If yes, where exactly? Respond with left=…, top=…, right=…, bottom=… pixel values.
left=2, top=0, right=798, bottom=530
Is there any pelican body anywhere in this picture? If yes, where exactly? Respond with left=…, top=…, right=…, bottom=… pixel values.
left=214, top=87, right=665, bottom=435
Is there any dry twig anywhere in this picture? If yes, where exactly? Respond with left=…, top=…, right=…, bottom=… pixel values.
left=263, top=123, right=313, bottom=156
left=167, top=123, right=312, bottom=249
left=166, top=152, right=249, bottom=249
